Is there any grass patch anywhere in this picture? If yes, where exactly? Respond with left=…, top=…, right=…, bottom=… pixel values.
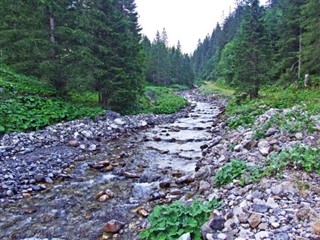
left=135, top=86, right=189, bottom=114
left=226, top=84, right=320, bottom=129
left=200, top=81, right=235, bottom=97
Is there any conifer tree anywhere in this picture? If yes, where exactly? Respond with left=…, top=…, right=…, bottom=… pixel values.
left=232, top=0, right=267, bottom=98
left=301, top=0, right=320, bottom=74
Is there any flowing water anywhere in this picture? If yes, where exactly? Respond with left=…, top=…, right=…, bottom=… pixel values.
left=0, top=97, right=221, bottom=240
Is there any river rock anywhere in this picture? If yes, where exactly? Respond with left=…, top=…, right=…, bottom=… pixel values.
left=199, top=180, right=211, bottom=193
left=176, top=175, right=194, bottom=184
left=252, top=204, right=269, bottom=213
left=258, top=140, right=271, bottom=156
left=123, top=172, right=140, bottom=179
left=68, top=140, right=79, bottom=147
left=255, top=231, right=270, bottom=240
left=179, top=232, right=191, bottom=240
left=159, top=179, right=171, bottom=188
left=209, top=215, right=225, bottom=231
left=265, top=128, right=278, bottom=137
left=248, top=213, right=261, bottom=228
left=103, top=220, right=125, bottom=233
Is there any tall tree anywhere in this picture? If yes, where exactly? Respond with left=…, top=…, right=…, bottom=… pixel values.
left=232, top=0, right=267, bottom=98
left=273, top=0, right=306, bottom=85
left=301, top=0, right=320, bottom=75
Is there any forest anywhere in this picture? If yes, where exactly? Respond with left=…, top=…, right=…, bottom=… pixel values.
left=0, top=0, right=319, bottom=133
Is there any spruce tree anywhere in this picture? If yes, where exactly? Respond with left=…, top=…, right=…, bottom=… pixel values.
left=301, top=0, right=320, bottom=74
left=232, top=0, right=267, bottom=98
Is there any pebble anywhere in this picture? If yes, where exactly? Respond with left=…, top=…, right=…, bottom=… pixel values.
left=103, top=220, right=125, bottom=233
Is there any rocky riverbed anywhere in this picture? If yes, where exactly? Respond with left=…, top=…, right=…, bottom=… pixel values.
left=1, top=90, right=319, bottom=240
left=194, top=106, right=320, bottom=240
left=0, top=90, right=226, bottom=239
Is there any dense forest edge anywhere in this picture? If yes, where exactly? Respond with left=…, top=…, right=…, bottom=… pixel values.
left=1, top=0, right=319, bottom=135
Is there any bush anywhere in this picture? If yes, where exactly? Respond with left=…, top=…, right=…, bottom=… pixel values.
left=140, top=199, right=221, bottom=240
left=135, top=86, right=189, bottom=114
left=213, top=159, right=249, bottom=187
left=0, top=95, right=103, bottom=134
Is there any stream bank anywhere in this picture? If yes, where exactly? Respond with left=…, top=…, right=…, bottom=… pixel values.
left=194, top=105, right=320, bottom=240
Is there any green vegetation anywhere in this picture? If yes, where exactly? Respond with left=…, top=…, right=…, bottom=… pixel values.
left=262, top=145, right=320, bottom=176
left=142, top=31, right=194, bottom=88
left=136, top=86, right=189, bottom=114
left=0, top=65, right=56, bottom=96
left=253, top=109, right=315, bottom=139
left=214, top=145, right=320, bottom=187
left=0, top=0, right=145, bottom=112
left=140, top=199, right=221, bottom=240
left=200, top=81, right=235, bottom=97
left=192, top=0, right=320, bottom=101
left=225, top=84, right=320, bottom=129
left=0, top=65, right=188, bottom=134
left=0, top=65, right=103, bottom=134
left=213, top=159, right=249, bottom=187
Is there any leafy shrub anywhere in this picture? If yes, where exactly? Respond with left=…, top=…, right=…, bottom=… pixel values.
left=245, top=145, right=320, bottom=183
left=253, top=109, right=316, bottom=139
left=136, top=86, right=189, bottom=114
left=0, top=95, right=103, bottom=134
left=213, top=159, right=249, bottom=187
left=0, top=65, right=56, bottom=96
left=226, top=101, right=267, bottom=129
left=226, top=84, right=320, bottom=130
left=267, top=145, right=320, bottom=174
left=140, top=199, right=221, bottom=240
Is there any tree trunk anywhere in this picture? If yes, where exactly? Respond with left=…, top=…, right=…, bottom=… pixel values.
left=296, top=28, right=303, bottom=88
left=49, top=13, right=56, bottom=44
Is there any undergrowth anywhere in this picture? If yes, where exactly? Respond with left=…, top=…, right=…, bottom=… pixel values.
left=140, top=199, right=221, bottom=240
left=135, top=85, right=189, bottom=114
left=213, top=145, right=320, bottom=187
left=0, top=65, right=104, bottom=134
left=226, top=84, right=320, bottom=129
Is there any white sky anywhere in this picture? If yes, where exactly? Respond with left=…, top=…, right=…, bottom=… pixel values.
left=135, top=0, right=267, bottom=54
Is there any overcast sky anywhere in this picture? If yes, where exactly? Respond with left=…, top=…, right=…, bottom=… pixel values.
left=135, top=0, right=267, bottom=54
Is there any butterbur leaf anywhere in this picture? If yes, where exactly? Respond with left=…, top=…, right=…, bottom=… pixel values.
left=139, top=229, right=150, bottom=239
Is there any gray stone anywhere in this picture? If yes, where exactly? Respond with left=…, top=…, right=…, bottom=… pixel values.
left=266, top=197, right=279, bottom=209
left=209, top=216, right=226, bottom=231
left=217, top=233, right=227, bottom=240
left=265, top=127, right=279, bottom=137
left=234, top=144, right=243, bottom=152
left=271, top=185, right=283, bottom=196
left=179, top=232, right=191, bottom=240
left=258, top=140, right=271, bottom=156
left=81, top=130, right=93, bottom=139
left=255, top=231, right=270, bottom=240
left=274, top=232, right=289, bottom=240
left=252, top=204, right=269, bottom=213
left=88, top=144, right=97, bottom=151
left=114, top=118, right=126, bottom=125
left=271, top=222, right=280, bottom=228
left=248, top=213, right=261, bottom=228
left=199, top=180, right=211, bottom=193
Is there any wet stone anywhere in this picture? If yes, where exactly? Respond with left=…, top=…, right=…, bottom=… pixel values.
left=252, top=204, right=269, bottom=213
left=103, top=220, right=125, bottom=233
left=159, top=179, right=171, bottom=188
left=209, top=216, right=226, bottom=231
